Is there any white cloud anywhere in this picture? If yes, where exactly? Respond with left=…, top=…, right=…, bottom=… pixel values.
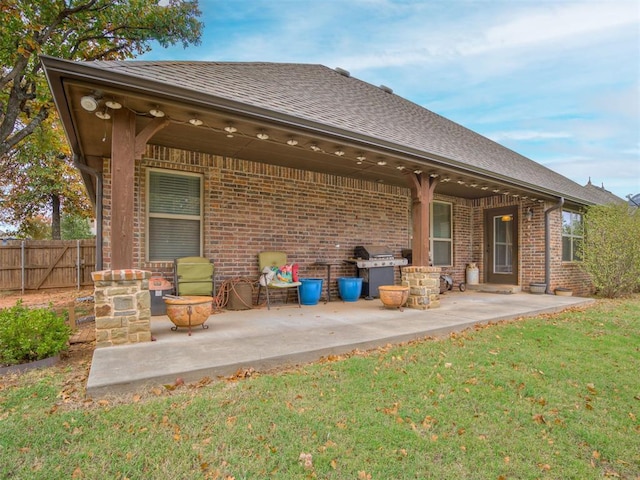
left=460, top=1, right=638, bottom=56
left=489, top=130, right=573, bottom=142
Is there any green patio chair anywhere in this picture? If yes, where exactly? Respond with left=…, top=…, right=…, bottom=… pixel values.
left=173, top=257, right=215, bottom=297
left=257, top=251, right=301, bottom=310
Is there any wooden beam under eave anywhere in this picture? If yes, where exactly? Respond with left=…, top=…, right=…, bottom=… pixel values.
left=406, top=173, right=438, bottom=266
left=134, top=117, right=170, bottom=159
left=110, top=108, right=136, bottom=270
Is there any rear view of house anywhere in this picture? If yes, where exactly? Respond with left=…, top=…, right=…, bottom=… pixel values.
left=42, top=58, right=620, bottom=297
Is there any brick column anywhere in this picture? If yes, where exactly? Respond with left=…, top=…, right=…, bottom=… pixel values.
left=91, top=269, right=152, bottom=348
left=402, top=266, right=441, bottom=309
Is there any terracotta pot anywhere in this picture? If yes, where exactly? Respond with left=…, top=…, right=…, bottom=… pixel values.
left=378, top=285, right=410, bottom=310
left=164, top=296, right=212, bottom=334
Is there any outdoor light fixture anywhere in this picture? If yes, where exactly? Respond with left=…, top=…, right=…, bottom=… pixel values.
left=334, top=149, right=345, bottom=156
left=526, top=207, right=533, bottom=221
left=310, top=144, right=321, bottom=152
left=224, top=125, right=237, bottom=137
left=80, top=95, right=99, bottom=112
left=356, top=154, right=366, bottom=162
left=188, top=117, right=203, bottom=126
left=442, top=177, right=451, bottom=182
left=95, top=108, right=111, bottom=120
left=501, top=214, right=513, bottom=222
left=105, top=99, right=122, bottom=109
left=481, top=186, right=489, bottom=190
left=457, top=180, right=465, bottom=184
left=149, top=106, right=165, bottom=117
left=286, top=138, right=299, bottom=146
left=376, top=160, right=387, bottom=166
left=396, top=165, right=405, bottom=170
left=256, top=131, right=269, bottom=140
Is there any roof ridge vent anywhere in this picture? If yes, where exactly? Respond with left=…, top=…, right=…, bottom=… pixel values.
left=379, top=85, right=393, bottom=94
left=334, top=67, right=351, bottom=77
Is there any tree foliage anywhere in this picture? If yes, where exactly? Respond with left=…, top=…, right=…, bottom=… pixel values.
left=0, top=117, right=92, bottom=238
left=0, top=0, right=202, bottom=162
left=579, top=202, right=640, bottom=298
left=61, top=213, right=94, bottom=239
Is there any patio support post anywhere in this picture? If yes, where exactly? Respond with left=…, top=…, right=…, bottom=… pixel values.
left=110, top=109, right=136, bottom=269
left=110, top=112, right=169, bottom=270
left=406, top=173, right=438, bottom=266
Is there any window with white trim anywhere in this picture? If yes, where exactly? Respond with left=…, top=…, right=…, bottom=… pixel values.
left=147, top=169, right=202, bottom=261
left=431, top=201, right=452, bottom=266
left=562, top=210, right=583, bottom=262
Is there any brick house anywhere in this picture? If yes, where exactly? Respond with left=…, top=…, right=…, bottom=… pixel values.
left=43, top=57, right=620, bottom=298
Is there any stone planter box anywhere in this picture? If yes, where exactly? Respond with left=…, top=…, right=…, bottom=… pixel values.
left=554, top=288, right=573, bottom=296
left=529, top=283, right=547, bottom=294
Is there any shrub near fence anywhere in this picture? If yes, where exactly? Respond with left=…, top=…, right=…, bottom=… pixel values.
left=0, top=239, right=96, bottom=291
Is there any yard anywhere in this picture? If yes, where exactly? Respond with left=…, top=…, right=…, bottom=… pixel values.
left=0, top=292, right=638, bottom=479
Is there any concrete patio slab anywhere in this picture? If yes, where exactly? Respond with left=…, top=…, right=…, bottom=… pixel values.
left=86, top=291, right=594, bottom=398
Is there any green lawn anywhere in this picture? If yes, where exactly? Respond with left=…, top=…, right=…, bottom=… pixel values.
left=1, top=296, right=639, bottom=479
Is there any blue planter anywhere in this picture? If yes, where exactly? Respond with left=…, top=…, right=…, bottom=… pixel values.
left=338, top=277, right=363, bottom=302
left=299, top=278, right=324, bottom=305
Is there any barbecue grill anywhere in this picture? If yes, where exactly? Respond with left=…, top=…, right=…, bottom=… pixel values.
left=347, top=246, right=408, bottom=299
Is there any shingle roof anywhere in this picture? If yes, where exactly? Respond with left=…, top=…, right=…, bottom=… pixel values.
left=87, top=60, right=610, bottom=205
left=583, top=180, right=625, bottom=205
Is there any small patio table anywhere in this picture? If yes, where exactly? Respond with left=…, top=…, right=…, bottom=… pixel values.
left=312, top=261, right=343, bottom=302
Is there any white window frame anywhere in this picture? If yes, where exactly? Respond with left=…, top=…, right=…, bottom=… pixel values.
left=146, top=168, right=203, bottom=262
left=430, top=200, right=453, bottom=267
left=562, top=210, right=583, bottom=262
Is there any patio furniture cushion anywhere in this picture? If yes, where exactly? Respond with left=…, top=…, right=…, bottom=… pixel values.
left=257, top=251, right=301, bottom=309
left=174, top=257, right=215, bottom=296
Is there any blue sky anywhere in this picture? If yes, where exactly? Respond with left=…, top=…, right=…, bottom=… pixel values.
left=145, top=0, right=640, bottom=199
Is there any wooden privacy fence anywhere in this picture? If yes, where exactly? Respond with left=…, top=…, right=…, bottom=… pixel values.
left=0, top=240, right=96, bottom=292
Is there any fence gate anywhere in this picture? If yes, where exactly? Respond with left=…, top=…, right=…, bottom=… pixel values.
left=0, top=239, right=96, bottom=292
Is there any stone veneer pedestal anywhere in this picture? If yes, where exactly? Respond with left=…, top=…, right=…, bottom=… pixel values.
left=91, top=269, right=152, bottom=348
left=401, top=266, right=441, bottom=309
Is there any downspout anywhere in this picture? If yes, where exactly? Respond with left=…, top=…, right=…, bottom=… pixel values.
left=73, top=155, right=103, bottom=271
left=544, top=197, right=564, bottom=294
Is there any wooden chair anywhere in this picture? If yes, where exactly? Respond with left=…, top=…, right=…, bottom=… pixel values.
left=257, top=251, right=301, bottom=310
left=173, top=257, right=215, bottom=296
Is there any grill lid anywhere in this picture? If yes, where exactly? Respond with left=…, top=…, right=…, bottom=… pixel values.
left=354, top=245, right=394, bottom=259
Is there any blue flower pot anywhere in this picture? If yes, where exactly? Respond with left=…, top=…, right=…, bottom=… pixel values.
left=338, top=277, right=363, bottom=302
left=299, top=278, right=324, bottom=305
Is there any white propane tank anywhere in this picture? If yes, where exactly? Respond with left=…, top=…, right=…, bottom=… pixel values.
left=466, top=263, right=479, bottom=285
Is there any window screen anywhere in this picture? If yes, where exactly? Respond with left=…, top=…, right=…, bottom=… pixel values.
left=147, top=170, right=202, bottom=261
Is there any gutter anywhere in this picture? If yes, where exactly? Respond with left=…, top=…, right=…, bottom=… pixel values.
left=73, top=155, right=103, bottom=271
left=544, top=197, right=564, bottom=294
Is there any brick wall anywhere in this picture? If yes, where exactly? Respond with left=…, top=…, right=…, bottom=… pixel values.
left=100, top=145, right=592, bottom=297
left=107, top=145, right=412, bottom=299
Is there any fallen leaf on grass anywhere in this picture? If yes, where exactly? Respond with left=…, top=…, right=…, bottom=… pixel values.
left=532, top=414, right=546, bottom=424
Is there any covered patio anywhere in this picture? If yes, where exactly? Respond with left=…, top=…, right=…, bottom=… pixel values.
left=86, top=291, right=593, bottom=398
